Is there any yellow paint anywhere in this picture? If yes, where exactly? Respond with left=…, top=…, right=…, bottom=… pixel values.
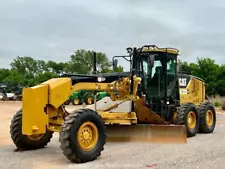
left=187, top=111, right=196, bottom=129
left=98, top=111, right=137, bottom=125
left=21, top=76, right=141, bottom=135
left=77, top=121, right=99, bottom=151
left=134, top=98, right=167, bottom=124
left=17, top=46, right=200, bottom=145
left=47, top=105, right=64, bottom=132
left=42, top=78, right=72, bottom=108
left=141, top=46, right=179, bottom=55
left=180, top=76, right=205, bottom=106
left=206, top=110, right=214, bottom=127
left=22, top=85, right=48, bottom=135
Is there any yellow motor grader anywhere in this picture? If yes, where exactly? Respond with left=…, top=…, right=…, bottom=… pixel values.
left=10, top=45, right=216, bottom=163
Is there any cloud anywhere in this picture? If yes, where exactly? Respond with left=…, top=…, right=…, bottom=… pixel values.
left=0, top=0, right=225, bottom=70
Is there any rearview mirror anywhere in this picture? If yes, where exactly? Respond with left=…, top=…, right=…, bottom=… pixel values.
left=113, top=59, right=118, bottom=70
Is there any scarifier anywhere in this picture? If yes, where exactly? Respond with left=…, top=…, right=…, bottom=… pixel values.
left=10, top=45, right=216, bottom=163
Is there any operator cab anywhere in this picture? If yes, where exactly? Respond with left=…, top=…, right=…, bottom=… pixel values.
left=134, top=45, right=180, bottom=120
left=112, top=45, right=180, bottom=121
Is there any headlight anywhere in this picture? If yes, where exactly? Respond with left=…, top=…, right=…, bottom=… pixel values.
left=97, top=77, right=106, bottom=82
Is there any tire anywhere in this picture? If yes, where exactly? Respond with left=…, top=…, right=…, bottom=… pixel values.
left=2, top=94, right=7, bottom=101
left=10, top=109, right=53, bottom=150
left=198, top=102, right=216, bottom=133
left=176, top=103, right=200, bottom=137
left=72, top=97, right=81, bottom=105
left=59, top=108, right=106, bottom=163
left=85, top=95, right=94, bottom=105
left=64, top=99, right=71, bottom=105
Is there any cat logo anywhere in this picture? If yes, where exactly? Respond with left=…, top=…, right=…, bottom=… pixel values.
left=179, top=78, right=187, bottom=87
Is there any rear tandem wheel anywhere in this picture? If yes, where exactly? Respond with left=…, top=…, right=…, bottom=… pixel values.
left=198, top=102, right=216, bottom=133
left=176, top=103, right=200, bottom=137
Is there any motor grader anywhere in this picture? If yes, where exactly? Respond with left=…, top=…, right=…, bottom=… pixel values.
left=10, top=45, right=216, bottom=163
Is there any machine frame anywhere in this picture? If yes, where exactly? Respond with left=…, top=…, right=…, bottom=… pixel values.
left=10, top=45, right=216, bottom=163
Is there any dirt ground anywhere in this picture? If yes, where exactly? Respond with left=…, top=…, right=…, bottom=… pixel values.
left=1, top=101, right=225, bottom=169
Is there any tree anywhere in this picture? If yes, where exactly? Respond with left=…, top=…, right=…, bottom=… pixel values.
left=180, top=57, right=220, bottom=96
left=68, top=49, right=122, bottom=74
left=35, top=71, right=58, bottom=84
left=1, top=49, right=125, bottom=88
left=46, top=61, right=70, bottom=75
left=10, top=56, right=38, bottom=76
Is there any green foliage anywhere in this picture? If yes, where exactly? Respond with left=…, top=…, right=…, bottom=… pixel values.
left=180, top=58, right=224, bottom=96
left=68, top=49, right=121, bottom=74
left=3, top=49, right=225, bottom=97
left=0, top=49, right=124, bottom=87
left=214, top=101, right=221, bottom=107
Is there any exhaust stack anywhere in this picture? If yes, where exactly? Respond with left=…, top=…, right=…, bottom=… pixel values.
left=93, top=52, right=97, bottom=74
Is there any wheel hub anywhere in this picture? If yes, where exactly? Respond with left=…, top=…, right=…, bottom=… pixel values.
left=74, top=98, right=79, bottom=104
left=206, top=110, right=213, bottom=127
left=77, top=121, right=98, bottom=151
left=88, top=97, right=93, bottom=104
left=187, top=111, right=196, bottom=129
left=83, top=129, right=91, bottom=140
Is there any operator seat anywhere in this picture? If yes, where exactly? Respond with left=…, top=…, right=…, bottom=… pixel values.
left=147, top=66, right=163, bottom=97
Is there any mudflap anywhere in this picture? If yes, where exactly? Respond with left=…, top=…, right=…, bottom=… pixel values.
left=106, top=124, right=187, bottom=144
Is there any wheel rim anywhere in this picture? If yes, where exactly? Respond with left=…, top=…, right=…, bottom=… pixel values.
left=77, top=121, right=99, bottom=151
left=172, top=112, right=177, bottom=123
left=87, top=97, right=93, bottom=104
left=206, top=110, right=214, bottom=127
left=187, top=111, right=196, bottom=129
left=27, top=134, right=44, bottom=140
left=74, top=98, right=79, bottom=105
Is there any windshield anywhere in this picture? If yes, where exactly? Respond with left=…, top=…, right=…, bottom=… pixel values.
left=147, top=53, right=177, bottom=98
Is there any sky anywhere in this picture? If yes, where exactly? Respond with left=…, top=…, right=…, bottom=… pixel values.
left=0, top=0, right=225, bottom=71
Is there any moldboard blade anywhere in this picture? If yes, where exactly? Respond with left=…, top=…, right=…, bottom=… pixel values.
left=105, top=124, right=187, bottom=144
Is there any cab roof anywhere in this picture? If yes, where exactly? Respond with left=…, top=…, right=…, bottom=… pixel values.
left=137, top=45, right=179, bottom=55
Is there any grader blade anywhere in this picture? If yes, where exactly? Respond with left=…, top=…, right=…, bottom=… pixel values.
left=106, top=124, right=187, bottom=144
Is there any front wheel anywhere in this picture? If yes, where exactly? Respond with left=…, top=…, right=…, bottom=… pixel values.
left=59, top=108, right=106, bottom=163
left=10, top=109, right=53, bottom=150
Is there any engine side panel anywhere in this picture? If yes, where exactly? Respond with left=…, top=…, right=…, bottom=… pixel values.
left=42, top=77, right=72, bottom=108
left=178, top=74, right=205, bottom=106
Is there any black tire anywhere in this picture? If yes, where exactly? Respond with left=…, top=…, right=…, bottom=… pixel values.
left=176, top=103, right=200, bottom=137
left=84, top=95, right=94, bottom=105
left=64, top=99, right=71, bottom=105
left=198, top=102, right=216, bottom=133
left=10, top=109, right=53, bottom=150
left=59, top=108, right=106, bottom=163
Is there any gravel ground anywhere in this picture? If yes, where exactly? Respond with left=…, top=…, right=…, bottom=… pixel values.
left=0, top=101, right=225, bottom=169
